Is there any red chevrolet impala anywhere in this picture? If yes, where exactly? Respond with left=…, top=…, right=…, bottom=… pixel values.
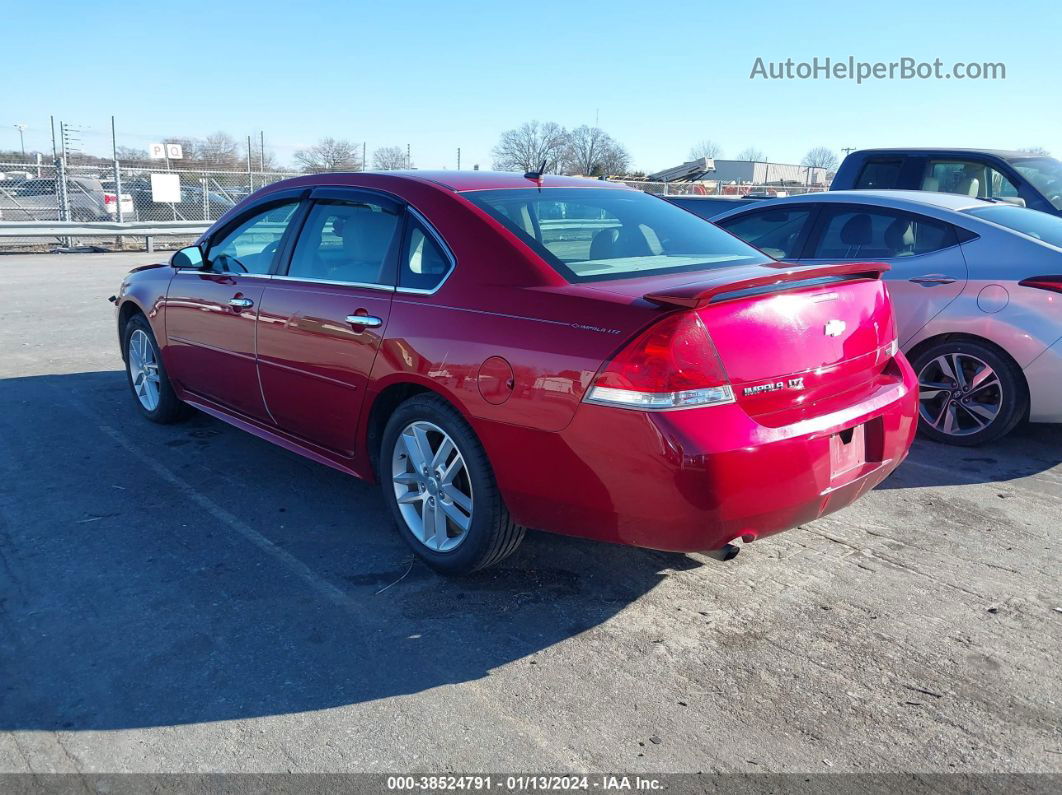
left=114, top=172, right=918, bottom=574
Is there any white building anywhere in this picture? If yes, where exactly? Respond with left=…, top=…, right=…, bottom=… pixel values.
left=709, top=159, right=827, bottom=186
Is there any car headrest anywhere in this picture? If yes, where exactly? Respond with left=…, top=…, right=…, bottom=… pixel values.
left=884, top=217, right=914, bottom=252
left=840, top=213, right=873, bottom=245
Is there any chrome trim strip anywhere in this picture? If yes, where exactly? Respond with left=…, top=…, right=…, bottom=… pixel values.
left=269, top=275, right=396, bottom=292
left=172, top=270, right=274, bottom=280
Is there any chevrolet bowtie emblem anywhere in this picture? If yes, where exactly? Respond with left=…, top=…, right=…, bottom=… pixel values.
left=824, top=319, right=846, bottom=337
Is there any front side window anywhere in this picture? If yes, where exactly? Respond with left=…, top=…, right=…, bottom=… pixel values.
left=400, top=223, right=452, bottom=291
left=716, top=206, right=815, bottom=259
left=922, top=160, right=1019, bottom=201
left=811, top=208, right=956, bottom=259
left=287, top=200, right=400, bottom=285
left=206, top=201, right=299, bottom=274
left=464, top=188, right=767, bottom=282
left=1008, top=156, right=1062, bottom=210
left=855, top=159, right=903, bottom=189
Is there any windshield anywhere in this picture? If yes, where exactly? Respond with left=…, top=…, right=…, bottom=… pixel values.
left=464, top=188, right=769, bottom=282
left=965, top=204, right=1062, bottom=249
left=1007, top=157, right=1062, bottom=211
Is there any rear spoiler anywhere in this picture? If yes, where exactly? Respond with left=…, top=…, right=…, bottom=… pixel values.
left=643, top=262, right=890, bottom=309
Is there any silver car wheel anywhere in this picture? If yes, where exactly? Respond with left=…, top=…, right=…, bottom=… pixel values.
left=917, top=352, right=1003, bottom=437
left=128, top=328, right=161, bottom=412
left=391, top=420, right=473, bottom=552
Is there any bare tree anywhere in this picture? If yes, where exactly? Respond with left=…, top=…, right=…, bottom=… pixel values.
left=293, top=137, right=362, bottom=172
left=801, top=146, right=839, bottom=172
left=113, top=145, right=149, bottom=163
left=561, top=126, right=631, bottom=176
left=372, top=145, right=408, bottom=170
left=198, top=132, right=241, bottom=168
left=736, top=147, right=765, bottom=162
left=689, top=140, right=723, bottom=160
left=1020, top=146, right=1051, bottom=156
left=492, top=121, right=568, bottom=173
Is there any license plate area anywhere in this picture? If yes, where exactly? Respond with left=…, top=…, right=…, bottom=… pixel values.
left=829, top=422, right=867, bottom=481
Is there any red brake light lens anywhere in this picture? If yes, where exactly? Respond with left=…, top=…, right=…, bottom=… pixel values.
left=585, top=312, right=733, bottom=410
left=1019, top=276, right=1062, bottom=295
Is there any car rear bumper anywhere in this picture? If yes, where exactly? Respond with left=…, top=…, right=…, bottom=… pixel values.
left=1023, top=336, right=1062, bottom=423
left=481, top=356, right=918, bottom=553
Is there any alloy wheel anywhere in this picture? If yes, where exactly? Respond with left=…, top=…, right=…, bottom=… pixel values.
left=917, top=352, right=1003, bottom=437
left=128, top=329, right=161, bottom=412
left=391, top=420, right=474, bottom=552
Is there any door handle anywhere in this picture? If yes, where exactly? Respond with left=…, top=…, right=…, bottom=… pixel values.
left=346, top=314, right=383, bottom=328
left=228, top=297, right=254, bottom=308
left=909, top=275, right=957, bottom=286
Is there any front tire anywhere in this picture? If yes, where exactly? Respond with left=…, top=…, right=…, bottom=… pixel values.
left=123, top=313, right=190, bottom=424
left=911, top=339, right=1026, bottom=446
left=380, top=394, right=525, bottom=574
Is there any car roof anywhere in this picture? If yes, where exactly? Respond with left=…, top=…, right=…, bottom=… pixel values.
left=848, top=147, right=1035, bottom=160
left=722, top=189, right=995, bottom=213
left=358, top=170, right=631, bottom=192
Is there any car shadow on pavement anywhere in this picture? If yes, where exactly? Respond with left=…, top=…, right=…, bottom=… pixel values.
left=0, top=370, right=702, bottom=731
left=879, top=422, right=1062, bottom=490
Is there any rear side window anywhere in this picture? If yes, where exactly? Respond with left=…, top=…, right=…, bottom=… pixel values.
left=399, top=222, right=452, bottom=291
left=855, top=159, right=903, bottom=189
left=811, top=208, right=957, bottom=259
left=465, top=188, right=767, bottom=282
left=716, top=207, right=815, bottom=259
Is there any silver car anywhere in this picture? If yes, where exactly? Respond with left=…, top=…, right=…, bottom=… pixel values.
left=712, top=190, right=1062, bottom=446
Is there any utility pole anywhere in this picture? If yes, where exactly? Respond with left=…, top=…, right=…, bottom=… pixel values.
left=260, top=130, right=266, bottom=171
left=13, top=123, right=26, bottom=159
left=246, top=135, right=254, bottom=191
left=111, top=115, right=124, bottom=224
left=362, top=141, right=367, bottom=171
left=407, top=143, right=411, bottom=169
left=457, top=147, right=461, bottom=170
left=841, top=147, right=856, bottom=157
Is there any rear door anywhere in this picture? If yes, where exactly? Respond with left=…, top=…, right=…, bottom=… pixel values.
left=165, top=193, right=304, bottom=419
left=256, top=187, right=403, bottom=455
left=794, top=204, right=968, bottom=346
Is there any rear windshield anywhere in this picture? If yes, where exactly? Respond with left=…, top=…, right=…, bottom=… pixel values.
left=464, top=188, right=769, bottom=282
left=965, top=204, right=1062, bottom=249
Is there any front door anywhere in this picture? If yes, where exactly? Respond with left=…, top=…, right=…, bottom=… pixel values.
left=795, top=204, right=968, bottom=346
left=256, top=190, right=402, bottom=455
left=164, top=197, right=302, bottom=419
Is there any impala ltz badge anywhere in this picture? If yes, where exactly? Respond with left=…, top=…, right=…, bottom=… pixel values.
left=743, top=377, right=805, bottom=397
left=824, top=319, right=846, bottom=337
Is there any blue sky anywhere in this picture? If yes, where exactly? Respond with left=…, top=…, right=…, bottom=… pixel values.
left=4, top=0, right=1060, bottom=171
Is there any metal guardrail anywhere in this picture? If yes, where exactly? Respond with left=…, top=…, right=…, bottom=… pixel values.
left=0, top=220, right=209, bottom=252
left=0, top=220, right=210, bottom=237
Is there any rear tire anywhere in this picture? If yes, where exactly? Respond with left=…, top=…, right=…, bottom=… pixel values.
left=910, top=339, right=1026, bottom=446
left=123, top=313, right=190, bottom=424
left=380, top=394, right=525, bottom=575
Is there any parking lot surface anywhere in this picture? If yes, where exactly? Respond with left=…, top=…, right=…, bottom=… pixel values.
left=1, top=252, right=1060, bottom=774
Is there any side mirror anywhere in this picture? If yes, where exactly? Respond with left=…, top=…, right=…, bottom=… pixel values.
left=171, top=245, right=205, bottom=269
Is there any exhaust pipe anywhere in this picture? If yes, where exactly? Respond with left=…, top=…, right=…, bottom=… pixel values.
left=705, top=543, right=740, bottom=561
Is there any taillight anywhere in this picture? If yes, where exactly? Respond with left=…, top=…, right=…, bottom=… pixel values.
left=104, top=193, right=117, bottom=205
left=1019, top=276, right=1062, bottom=295
left=584, top=311, right=734, bottom=410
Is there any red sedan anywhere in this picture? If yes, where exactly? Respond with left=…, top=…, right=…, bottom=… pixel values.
left=114, top=172, right=918, bottom=574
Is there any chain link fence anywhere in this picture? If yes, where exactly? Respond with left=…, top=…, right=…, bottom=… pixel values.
left=0, top=158, right=304, bottom=250
left=0, top=159, right=828, bottom=252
